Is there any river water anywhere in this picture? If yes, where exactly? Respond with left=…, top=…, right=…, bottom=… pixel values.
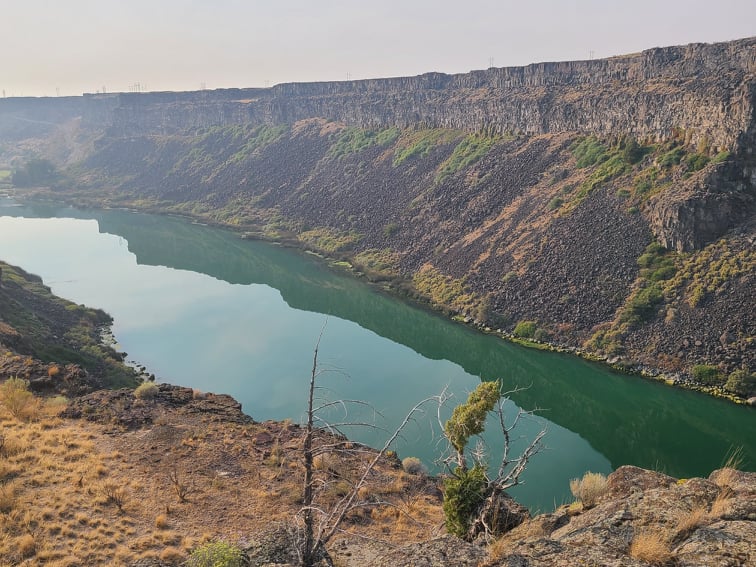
left=0, top=197, right=753, bottom=511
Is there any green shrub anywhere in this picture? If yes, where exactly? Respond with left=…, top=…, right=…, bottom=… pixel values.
left=533, top=328, right=550, bottom=342
left=684, top=153, right=710, bottom=172
left=692, top=365, right=724, bottom=385
left=724, top=369, right=755, bottom=396
left=547, top=196, right=564, bottom=210
left=187, top=541, right=246, bottom=567
left=383, top=222, right=399, bottom=238
left=134, top=381, right=159, bottom=400
left=658, top=146, right=685, bottom=168
left=712, top=150, right=730, bottom=164
left=436, top=132, right=499, bottom=182
left=621, top=283, right=663, bottom=324
left=571, top=137, right=608, bottom=168
left=513, top=320, right=538, bottom=339
left=443, top=465, right=487, bottom=538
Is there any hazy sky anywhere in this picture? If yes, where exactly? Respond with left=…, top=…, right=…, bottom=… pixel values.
left=2, top=0, right=755, bottom=97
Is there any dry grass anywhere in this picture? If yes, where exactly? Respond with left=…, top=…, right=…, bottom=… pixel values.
left=569, top=471, right=608, bottom=508
left=0, top=391, right=445, bottom=565
left=674, top=505, right=708, bottom=539
left=629, top=530, right=673, bottom=566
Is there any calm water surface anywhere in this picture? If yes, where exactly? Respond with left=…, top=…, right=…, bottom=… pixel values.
left=0, top=198, right=753, bottom=511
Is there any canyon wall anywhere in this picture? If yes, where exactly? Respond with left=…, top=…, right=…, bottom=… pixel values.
left=93, top=37, right=756, bottom=151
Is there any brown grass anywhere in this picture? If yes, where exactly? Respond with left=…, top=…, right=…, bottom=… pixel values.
left=709, top=490, right=734, bottom=518
left=674, top=505, right=708, bottom=539
left=569, top=471, right=608, bottom=508
left=0, top=391, right=446, bottom=565
left=629, top=530, right=673, bottom=566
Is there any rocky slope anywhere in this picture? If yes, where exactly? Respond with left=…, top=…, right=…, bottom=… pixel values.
left=1, top=37, right=754, bottom=396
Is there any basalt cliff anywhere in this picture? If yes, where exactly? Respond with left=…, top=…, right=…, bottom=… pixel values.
left=1, top=37, right=754, bottom=396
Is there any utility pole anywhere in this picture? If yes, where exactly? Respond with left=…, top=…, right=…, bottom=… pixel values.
left=489, top=56, right=494, bottom=69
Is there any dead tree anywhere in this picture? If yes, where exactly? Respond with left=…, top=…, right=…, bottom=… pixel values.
left=298, top=325, right=440, bottom=567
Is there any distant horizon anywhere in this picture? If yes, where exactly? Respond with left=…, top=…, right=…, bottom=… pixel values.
left=3, top=33, right=753, bottom=101
left=3, top=0, right=755, bottom=98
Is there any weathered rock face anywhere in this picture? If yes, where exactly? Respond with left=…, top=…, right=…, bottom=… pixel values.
left=485, top=466, right=756, bottom=567
left=91, top=38, right=756, bottom=152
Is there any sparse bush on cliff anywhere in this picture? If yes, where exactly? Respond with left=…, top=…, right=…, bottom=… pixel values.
left=0, top=377, right=38, bottom=420
left=569, top=471, right=608, bottom=508
left=620, top=283, right=664, bottom=325
left=134, top=381, right=159, bottom=400
left=571, top=136, right=607, bottom=168
left=443, top=464, right=488, bottom=538
left=724, top=369, right=755, bottom=397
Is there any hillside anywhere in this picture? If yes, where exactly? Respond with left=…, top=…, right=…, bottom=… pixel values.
left=0, top=37, right=754, bottom=396
left=0, top=260, right=753, bottom=566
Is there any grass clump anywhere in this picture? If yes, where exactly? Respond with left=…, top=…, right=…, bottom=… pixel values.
left=134, top=381, right=159, bottom=400
left=629, top=530, right=672, bottom=566
left=569, top=471, right=608, bottom=508
left=187, top=541, right=246, bottom=567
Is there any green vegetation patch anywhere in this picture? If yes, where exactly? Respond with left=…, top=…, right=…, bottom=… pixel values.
left=435, top=132, right=500, bottom=183
left=298, top=227, right=363, bottom=253
left=561, top=136, right=652, bottom=212
left=327, top=126, right=399, bottom=158
left=412, top=264, right=483, bottom=315
left=392, top=129, right=462, bottom=167
left=513, top=320, right=550, bottom=342
left=228, top=124, right=289, bottom=163
left=692, top=364, right=724, bottom=385
left=664, top=239, right=754, bottom=307
left=571, top=136, right=609, bottom=168
left=724, top=368, right=756, bottom=397
left=353, top=248, right=401, bottom=277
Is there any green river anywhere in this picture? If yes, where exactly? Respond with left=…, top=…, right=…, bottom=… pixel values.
left=0, top=198, right=753, bottom=512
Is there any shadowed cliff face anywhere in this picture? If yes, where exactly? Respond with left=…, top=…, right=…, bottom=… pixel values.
left=1, top=37, right=754, bottom=385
